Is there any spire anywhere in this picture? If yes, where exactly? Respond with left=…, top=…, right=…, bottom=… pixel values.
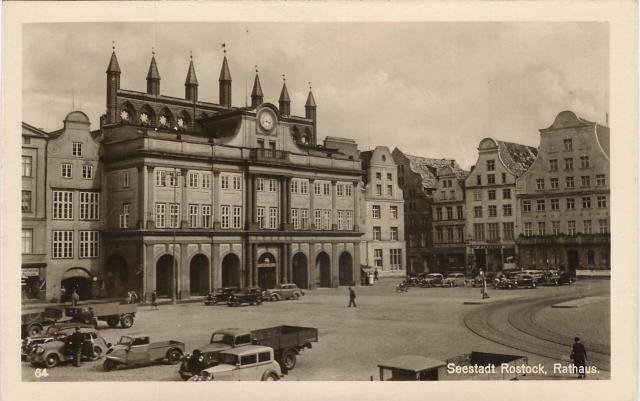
left=218, top=44, right=232, bottom=108
left=219, top=56, right=232, bottom=81
left=106, top=47, right=121, bottom=73
left=106, top=43, right=121, bottom=125
left=279, top=75, right=291, bottom=116
left=305, top=83, right=316, bottom=108
left=146, top=49, right=161, bottom=96
left=250, top=66, right=263, bottom=108
left=185, top=52, right=199, bottom=101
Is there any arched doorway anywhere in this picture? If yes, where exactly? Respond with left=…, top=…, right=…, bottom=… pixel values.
left=61, top=268, right=93, bottom=300
left=339, top=252, right=353, bottom=286
left=105, top=254, right=128, bottom=297
left=156, top=255, right=174, bottom=298
left=316, top=252, right=331, bottom=287
left=190, top=254, right=210, bottom=296
left=221, top=253, right=241, bottom=287
left=292, top=253, right=308, bottom=289
left=257, top=252, right=277, bottom=289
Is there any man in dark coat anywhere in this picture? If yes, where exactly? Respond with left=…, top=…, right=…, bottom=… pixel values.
left=571, top=337, right=588, bottom=378
left=348, top=287, right=357, bottom=307
left=69, top=327, right=84, bottom=367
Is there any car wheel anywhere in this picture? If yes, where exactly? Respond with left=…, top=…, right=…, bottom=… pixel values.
left=293, top=293, right=300, bottom=300
left=167, top=349, right=183, bottom=365
left=261, top=371, right=280, bottom=381
left=103, top=359, right=117, bottom=372
left=271, top=295, right=279, bottom=302
left=28, top=324, right=43, bottom=337
left=89, top=346, right=103, bottom=361
left=532, top=283, right=537, bottom=289
left=106, top=317, right=119, bottom=328
left=120, top=315, right=134, bottom=328
left=44, top=354, right=59, bottom=368
left=449, top=282, right=455, bottom=288
left=282, top=351, right=297, bottom=370
left=508, top=284, right=513, bottom=289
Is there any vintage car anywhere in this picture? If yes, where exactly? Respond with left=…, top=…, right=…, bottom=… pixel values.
left=29, top=327, right=110, bottom=368
left=419, top=274, right=444, bottom=288
left=497, top=274, right=537, bottom=289
left=188, top=345, right=283, bottom=381
left=442, top=273, right=467, bottom=287
left=227, top=287, right=263, bottom=306
left=103, top=335, right=185, bottom=371
left=22, top=325, right=91, bottom=359
left=540, top=271, right=575, bottom=286
left=204, top=287, right=239, bottom=305
left=262, top=283, right=304, bottom=301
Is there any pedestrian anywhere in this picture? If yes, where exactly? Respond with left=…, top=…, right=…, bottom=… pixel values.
left=60, top=286, right=67, bottom=303
left=70, top=327, right=84, bottom=367
left=571, top=337, right=588, bottom=379
left=347, top=287, right=357, bottom=307
left=151, top=290, right=158, bottom=310
left=374, top=269, right=379, bottom=281
left=70, top=289, right=80, bottom=306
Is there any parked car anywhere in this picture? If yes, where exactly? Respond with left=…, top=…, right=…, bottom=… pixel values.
left=497, top=274, right=537, bottom=289
left=179, top=325, right=318, bottom=380
left=227, top=287, right=263, bottom=306
left=188, top=345, right=283, bottom=381
left=103, top=335, right=184, bottom=371
left=520, top=270, right=546, bottom=284
left=262, top=283, right=304, bottom=301
left=442, top=273, right=467, bottom=287
left=540, top=271, right=575, bottom=286
left=204, top=287, right=239, bottom=305
left=420, top=274, right=444, bottom=288
left=22, top=325, right=92, bottom=359
left=29, top=327, right=110, bottom=368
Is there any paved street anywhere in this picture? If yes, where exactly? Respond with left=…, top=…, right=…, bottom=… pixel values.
left=23, top=278, right=610, bottom=381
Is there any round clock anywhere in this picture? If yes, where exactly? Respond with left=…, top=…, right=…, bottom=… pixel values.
left=258, top=110, right=275, bottom=131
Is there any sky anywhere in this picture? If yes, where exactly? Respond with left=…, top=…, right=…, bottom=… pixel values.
left=23, top=22, right=608, bottom=169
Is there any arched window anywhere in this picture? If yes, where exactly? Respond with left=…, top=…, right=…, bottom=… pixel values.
left=120, top=101, right=137, bottom=124
left=158, top=107, right=174, bottom=128
left=177, top=110, right=192, bottom=131
left=139, top=105, right=156, bottom=126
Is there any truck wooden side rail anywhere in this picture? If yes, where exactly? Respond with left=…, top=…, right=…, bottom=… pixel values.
left=251, top=325, right=318, bottom=372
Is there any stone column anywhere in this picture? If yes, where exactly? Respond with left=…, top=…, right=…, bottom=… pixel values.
left=181, top=169, right=189, bottom=228
left=352, top=182, right=360, bottom=231
left=286, top=243, right=292, bottom=282
left=213, top=172, right=221, bottom=229
left=180, top=243, right=189, bottom=299
left=309, top=179, right=315, bottom=230
left=285, top=178, right=292, bottom=231
left=251, top=244, right=258, bottom=286
left=331, top=244, right=339, bottom=287
left=144, top=243, right=155, bottom=302
left=353, top=241, right=361, bottom=286
left=146, top=167, right=155, bottom=228
left=212, top=243, right=220, bottom=289
left=251, top=176, right=257, bottom=228
left=331, top=181, right=338, bottom=230
left=245, top=173, right=255, bottom=230
left=280, top=177, right=288, bottom=230
left=308, top=242, right=316, bottom=289
left=137, top=165, right=147, bottom=229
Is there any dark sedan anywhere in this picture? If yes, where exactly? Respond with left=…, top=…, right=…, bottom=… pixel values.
left=227, top=287, right=263, bottom=306
left=204, top=287, right=239, bottom=305
left=540, top=271, right=575, bottom=286
left=497, top=274, right=537, bottom=289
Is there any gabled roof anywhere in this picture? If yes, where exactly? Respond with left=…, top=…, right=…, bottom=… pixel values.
left=437, top=164, right=469, bottom=181
left=495, top=140, right=538, bottom=177
left=398, top=150, right=461, bottom=189
left=22, top=122, right=49, bottom=138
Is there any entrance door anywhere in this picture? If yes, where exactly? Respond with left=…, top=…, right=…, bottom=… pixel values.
left=316, top=252, right=331, bottom=287
left=338, top=252, right=353, bottom=286
left=189, top=254, right=210, bottom=295
left=156, top=255, right=174, bottom=297
left=567, top=249, right=579, bottom=275
left=292, top=253, right=308, bottom=289
left=257, top=253, right=277, bottom=289
left=221, top=254, right=241, bottom=287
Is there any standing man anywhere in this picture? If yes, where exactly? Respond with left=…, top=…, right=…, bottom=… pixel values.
left=60, top=286, right=67, bottom=303
left=70, top=289, right=80, bottom=306
left=151, top=290, right=158, bottom=310
left=571, top=337, right=588, bottom=379
left=69, top=327, right=84, bottom=367
left=347, top=287, right=357, bottom=308
left=374, top=269, right=379, bottom=281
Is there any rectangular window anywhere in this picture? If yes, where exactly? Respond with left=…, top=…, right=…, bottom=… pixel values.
left=552, top=221, right=560, bottom=235
left=387, top=185, right=393, bottom=197
left=387, top=173, right=393, bottom=180
left=583, top=220, right=592, bottom=234
left=345, top=184, right=352, bottom=197
left=456, top=226, right=465, bottom=242
left=503, top=223, right=514, bottom=240
left=79, top=231, right=100, bottom=258
left=269, top=207, right=278, bottom=229
left=189, top=204, right=199, bottom=228
left=337, top=210, right=345, bottom=230
left=473, top=206, right=483, bottom=218
left=501, top=173, right=507, bottom=184
left=435, top=207, right=443, bottom=221
left=169, top=203, right=180, bottom=228
left=221, top=175, right=230, bottom=190
left=337, top=183, right=344, bottom=197
left=596, top=174, right=606, bottom=186
left=597, top=195, right=607, bottom=208
left=476, top=175, right=481, bottom=185
left=536, top=199, right=545, bottom=211
left=550, top=178, right=559, bottom=189
left=456, top=206, right=464, bottom=219
left=390, top=206, right=398, bottom=219
left=564, top=158, right=573, bottom=171
left=202, top=174, right=211, bottom=189
left=435, top=227, right=443, bottom=243
left=314, top=182, right=322, bottom=196
left=598, top=219, right=609, bottom=234
left=581, top=176, right=590, bottom=187
left=22, top=156, right=33, bottom=177
left=221, top=205, right=230, bottom=228
left=374, top=249, right=383, bottom=267
left=566, top=198, right=575, bottom=210
left=200, top=205, right=211, bottom=228
left=449, top=190, right=455, bottom=200
left=232, top=206, right=242, bottom=229
left=487, top=174, right=495, bottom=185
left=580, top=156, right=590, bottom=169
left=155, top=203, right=166, bottom=228
left=79, top=192, right=100, bottom=220
left=550, top=199, right=559, bottom=210
left=390, top=227, right=399, bottom=241
left=155, top=170, right=166, bottom=186
left=232, top=176, right=242, bottom=191
left=189, top=172, right=199, bottom=188
left=52, top=190, right=73, bottom=220
left=390, top=249, right=402, bottom=269
left=502, top=189, right=511, bottom=199
left=567, top=220, right=576, bottom=235
left=256, top=178, right=265, bottom=192
left=446, top=207, right=453, bottom=220
left=488, top=205, right=497, bottom=217
left=488, top=190, right=496, bottom=200
left=487, top=223, right=499, bottom=240
left=269, top=179, right=277, bottom=193
left=473, top=223, right=485, bottom=241
left=301, top=180, right=309, bottom=195
left=524, top=222, right=533, bottom=236
left=257, top=206, right=266, bottom=229
left=291, top=180, right=299, bottom=194
left=72, top=142, right=83, bottom=157
left=122, top=171, right=131, bottom=188
left=536, top=179, right=544, bottom=190
left=323, top=183, right=331, bottom=196
left=166, top=172, right=178, bottom=187
left=52, top=230, right=73, bottom=259
left=346, top=211, right=354, bottom=230
left=120, top=203, right=130, bottom=228
left=301, top=209, right=309, bottom=229
left=474, top=190, right=481, bottom=201
left=565, top=177, right=575, bottom=188
left=372, top=205, right=381, bottom=219
left=22, top=190, right=32, bottom=213
left=582, top=197, right=592, bottom=209
left=291, top=209, right=300, bottom=230
left=503, top=204, right=512, bottom=216
left=537, top=222, right=546, bottom=236
left=81, top=164, right=93, bottom=179
left=314, top=209, right=322, bottom=229
left=22, top=229, right=33, bottom=254
left=322, top=210, right=331, bottom=230
left=62, top=163, right=72, bottom=178
left=373, top=226, right=381, bottom=240
left=375, top=172, right=382, bottom=180
left=523, top=200, right=531, bottom=212
left=376, top=185, right=382, bottom=196
left=564, top=139, right=573, bottom=151
left=486, top=160, right=495, bottom=171
left=549, top=159, right=558, bottom=171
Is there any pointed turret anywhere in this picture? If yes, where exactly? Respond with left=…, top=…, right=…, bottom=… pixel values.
left=219, top=53, right=232, bottom=108
left=250, top=69, right=264, bottom=108
left=185, top=55, right=199, bottom=101
left=106, top=47, right=121, bottom=124
left=305, top=84, right=317, bottom=145
left=279, top=78, right=291, bottom=116
left=146, top=53, right=161, bottom=96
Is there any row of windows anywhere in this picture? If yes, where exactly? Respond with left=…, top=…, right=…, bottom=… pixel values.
left=407, top=233, right=428, bottom=248
left=47, top=230, right=99, bottom=259
left=548, top=156, right=590, bottom=172
left=434, top=225, right=466, bottom=244
left=535, top=174, right=606, bottom=190
left=523, top=219, right=609, bottom=236
left=523, top=195, right=607, bottom=212
left=155, top=171, right=243, bottom=190
left=473, top=204, right=512, bottom=218
left=435, top=206, right=465, bottom=221
left=372, top=205, right=399, bottom=219
left=256, top=207, right=279, bottom=230
left=472, top=223, right=515, bottom=241
left=374, top=172, right=394, bottom=182
left=60, top=163, right=94, bottom=179
left=374, top=184, right=394, bottom=197
left=372, top=226, right=399, bottom=241
left=475, top=172, right=508, bottom=186
left=52, top=191, right=99, bottom=220
left=473, top=188, right=511, bottom=201
left=373, top=248, right=403, bottom=269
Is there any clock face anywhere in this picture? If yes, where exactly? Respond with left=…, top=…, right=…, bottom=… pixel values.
left=259, top=111, right=275, bottom=131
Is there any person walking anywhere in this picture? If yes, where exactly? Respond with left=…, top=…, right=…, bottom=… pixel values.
left=571, top=337, right=588, bottom=379
left=69, top=327, right=84, bottom=367
left=374, top=269, right=379, bottom=281
left=70, top=289, right=80, bottom=306
left=348, top=287, right=357, bottom=307
left=151, top=290, right=158, bottom=310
